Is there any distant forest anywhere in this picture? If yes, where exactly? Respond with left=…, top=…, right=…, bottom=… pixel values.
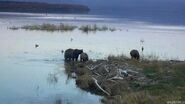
left=0, top=1, right=90, bottom=13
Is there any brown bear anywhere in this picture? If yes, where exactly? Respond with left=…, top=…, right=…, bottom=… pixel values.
left=130, top=49, right=140, bottom=60
left=80, top=52, right=89, bottom=62
left=64, top=49, right=83, bottom=61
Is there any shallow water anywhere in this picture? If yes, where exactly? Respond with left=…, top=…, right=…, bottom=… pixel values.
left=0, top=14, right=103, bottom=104
left=0, top=12, right=185, bottom=104
left=0, top=57, right=101, bottom=104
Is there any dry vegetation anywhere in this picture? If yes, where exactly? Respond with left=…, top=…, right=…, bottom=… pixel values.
left=8, top=26, right=19, bottom=30
left=79, top=25, right=116, bottom=33
left=64, top=55, right=185, bottom=104
left=21, top=23, right=77, bottom=32
left=9, top=23, right=117, bottom=33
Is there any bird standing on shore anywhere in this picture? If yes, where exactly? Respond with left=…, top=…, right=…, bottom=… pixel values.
left=35, top=44, right=39, bottom=48
left=61, top=50, right=64, bottom=54
left=142, top=46, right=144, bottom=52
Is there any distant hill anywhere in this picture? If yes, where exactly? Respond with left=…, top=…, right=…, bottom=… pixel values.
left=0, top=1, right=90, bottom=14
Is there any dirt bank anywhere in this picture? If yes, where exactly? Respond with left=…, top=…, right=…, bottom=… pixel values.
left=64, top=55, right=185, bottom=104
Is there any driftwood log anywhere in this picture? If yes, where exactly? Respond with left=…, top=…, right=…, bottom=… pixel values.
left=92, top=77, right=110, bottom=96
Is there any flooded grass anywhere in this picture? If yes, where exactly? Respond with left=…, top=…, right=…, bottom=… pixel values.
left=79, top=25, right=116, bottom=33
left=8, top=26, right=19, bottom=30
left=9, top=23, right=117, bottom=33
left=21, top=23, right=77, bottom=32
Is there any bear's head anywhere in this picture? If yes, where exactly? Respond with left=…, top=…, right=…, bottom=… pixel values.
left=78, top=49, right=83, bottom=54
left=74, top=49, right=83, bottom=55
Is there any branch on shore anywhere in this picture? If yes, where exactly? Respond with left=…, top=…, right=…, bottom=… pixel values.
left=104, top=65, right=109, bottom=73
left=92, top=71, right=101, bottom=76
left=108, top=75, right=124, bottom=80
left=86, top=63, right=103, bottom=70
left=92, top=77, right=110, bottom=96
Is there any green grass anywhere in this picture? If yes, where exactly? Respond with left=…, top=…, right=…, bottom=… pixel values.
left=128, top=61, right=185, bottom=104
left=106, top=55, right=185, bottom=103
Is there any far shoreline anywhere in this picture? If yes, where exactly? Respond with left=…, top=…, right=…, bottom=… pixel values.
left=0, top=1, right=90, bottom=14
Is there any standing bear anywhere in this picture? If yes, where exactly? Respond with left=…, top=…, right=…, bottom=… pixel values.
left=64, top=49, right=83, bottom=61
left=80, top=52, right=89, bottom=62
left=130, top=49, right=140, bottom=60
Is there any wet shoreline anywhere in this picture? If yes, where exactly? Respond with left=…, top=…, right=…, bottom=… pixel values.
left=64, top=55, right=185, bottom=104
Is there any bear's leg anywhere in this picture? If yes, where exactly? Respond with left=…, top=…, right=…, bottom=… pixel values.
left=65, top=57, right=68, bottom=61
left=75, top=58, right=78, bottom=61
left=72, top=58, right=74, bottom=61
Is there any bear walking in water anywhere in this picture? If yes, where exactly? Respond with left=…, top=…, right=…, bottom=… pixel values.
left=130, top=49, right=140, bottom=60
left=80, top=52, right=89, bottom=62
left=64, top=49, right=83, bottom=61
